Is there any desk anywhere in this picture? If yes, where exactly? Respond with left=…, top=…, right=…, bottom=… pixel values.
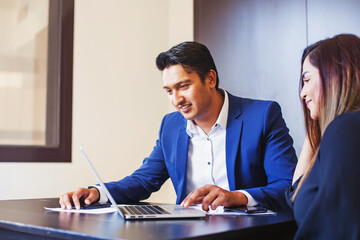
left=0, top=198, right=296, bottom=240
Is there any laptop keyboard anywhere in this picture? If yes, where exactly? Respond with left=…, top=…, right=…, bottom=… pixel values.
left=121, top=205, right=170, bottom=215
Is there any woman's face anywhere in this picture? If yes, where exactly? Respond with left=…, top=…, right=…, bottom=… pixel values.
left=300, top=55, right=322, bottom=120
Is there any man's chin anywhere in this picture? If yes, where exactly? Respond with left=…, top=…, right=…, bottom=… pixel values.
left=180, top=112, right=195, bottom=121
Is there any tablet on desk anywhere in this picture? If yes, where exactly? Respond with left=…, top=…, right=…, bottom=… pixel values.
left=224, top=206, right=267, bottom=213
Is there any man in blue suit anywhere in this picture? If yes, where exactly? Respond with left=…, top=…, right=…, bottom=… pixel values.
left=60, top=42, right=297, bottom=212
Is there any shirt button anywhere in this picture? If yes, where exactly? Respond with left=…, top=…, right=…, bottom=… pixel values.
left=215, top=124, right=218, bottom=127
left=207, top=162, right=211, bottom=165
left=207, top=138, right=210, bottom=141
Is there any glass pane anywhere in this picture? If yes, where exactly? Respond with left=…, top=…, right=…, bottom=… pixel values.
left=0, top=0, right=50, bottom=146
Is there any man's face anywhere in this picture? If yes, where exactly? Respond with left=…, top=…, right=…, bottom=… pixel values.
left=162, top=65, right=216, bottom=123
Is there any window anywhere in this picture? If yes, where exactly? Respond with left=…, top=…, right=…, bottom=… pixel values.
left=0, top=0, right=74, bottom=162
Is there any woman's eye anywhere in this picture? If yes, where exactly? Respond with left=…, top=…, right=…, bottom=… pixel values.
left=303, top=79, right=310, bottom=83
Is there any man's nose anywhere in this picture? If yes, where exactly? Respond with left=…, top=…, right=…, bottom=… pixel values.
left=172, top=91, right=184, bottom=106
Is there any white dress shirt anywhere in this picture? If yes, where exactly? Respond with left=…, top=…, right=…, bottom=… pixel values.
left=185, top=90, right=257, bottom=206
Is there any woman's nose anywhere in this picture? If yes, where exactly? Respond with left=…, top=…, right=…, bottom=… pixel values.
left=300, top=86, right=306, bottom=99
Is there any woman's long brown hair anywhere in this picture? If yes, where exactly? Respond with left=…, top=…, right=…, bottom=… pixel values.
left=293, top=34, right=360, bottom=201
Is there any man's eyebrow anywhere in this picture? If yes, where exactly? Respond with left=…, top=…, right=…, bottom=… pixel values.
left=163, top=80, right=191, bottom=89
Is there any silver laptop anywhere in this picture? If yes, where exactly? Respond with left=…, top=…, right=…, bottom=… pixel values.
left=79, top=146, right=206, bottom=220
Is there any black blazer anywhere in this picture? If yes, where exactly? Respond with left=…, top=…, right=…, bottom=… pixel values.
left=286, top=110, right=360, bottom=239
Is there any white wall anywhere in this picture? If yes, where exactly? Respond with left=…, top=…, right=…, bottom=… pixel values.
left=0, top=0, right=194, bottom=204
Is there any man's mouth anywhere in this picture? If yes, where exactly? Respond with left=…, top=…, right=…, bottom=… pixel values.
left=178, top=104, right=191, bottom=113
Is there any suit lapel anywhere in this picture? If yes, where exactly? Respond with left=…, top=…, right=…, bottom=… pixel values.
left=176, top=122, right=189, bottom=202
left=226, top=93, right=243, bottom=191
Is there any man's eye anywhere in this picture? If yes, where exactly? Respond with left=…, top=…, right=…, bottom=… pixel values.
left=165, top=89, right=172, bottom=94
left=180, top=84, right=189, bottom=89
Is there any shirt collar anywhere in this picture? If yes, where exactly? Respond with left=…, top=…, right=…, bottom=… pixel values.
left=186, top=89, right=229, bottom=137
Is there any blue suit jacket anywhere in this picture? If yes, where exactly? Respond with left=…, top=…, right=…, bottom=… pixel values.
left=105, top=92, right=297, bottom=211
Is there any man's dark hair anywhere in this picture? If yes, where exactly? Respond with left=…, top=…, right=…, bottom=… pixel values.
left=156, top=41, right=220, bottom=89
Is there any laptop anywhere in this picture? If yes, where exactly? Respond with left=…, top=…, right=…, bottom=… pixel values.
left=79, top=146, right=206, bottom=220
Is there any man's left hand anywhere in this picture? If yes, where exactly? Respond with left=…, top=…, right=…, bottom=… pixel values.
left=180, top=185, right=248, bottom=211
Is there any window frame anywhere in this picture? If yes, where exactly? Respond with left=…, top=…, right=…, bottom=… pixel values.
left=0, top=0, right=74, bottom=162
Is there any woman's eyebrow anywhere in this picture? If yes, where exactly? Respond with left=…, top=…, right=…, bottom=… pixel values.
left=302, top=71, right=309, bottom=79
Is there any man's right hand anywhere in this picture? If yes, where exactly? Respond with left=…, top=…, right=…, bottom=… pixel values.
left=59, top=187, right=99, bottom=210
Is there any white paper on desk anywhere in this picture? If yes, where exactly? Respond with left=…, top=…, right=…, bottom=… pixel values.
left=190, top=205, right=276, bottom=216
left=44, top=206, right=117, bottom=214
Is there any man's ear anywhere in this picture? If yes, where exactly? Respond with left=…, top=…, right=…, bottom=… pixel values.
left=206, top=69, right=217, bottom=88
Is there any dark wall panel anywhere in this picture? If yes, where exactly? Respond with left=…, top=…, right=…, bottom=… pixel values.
left=195, top=0, right=360, bottom=156
left=195, top=0, right=307, bottom=155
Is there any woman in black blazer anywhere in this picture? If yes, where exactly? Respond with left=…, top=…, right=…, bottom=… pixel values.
left=287, top=34, right=360, bottom=239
